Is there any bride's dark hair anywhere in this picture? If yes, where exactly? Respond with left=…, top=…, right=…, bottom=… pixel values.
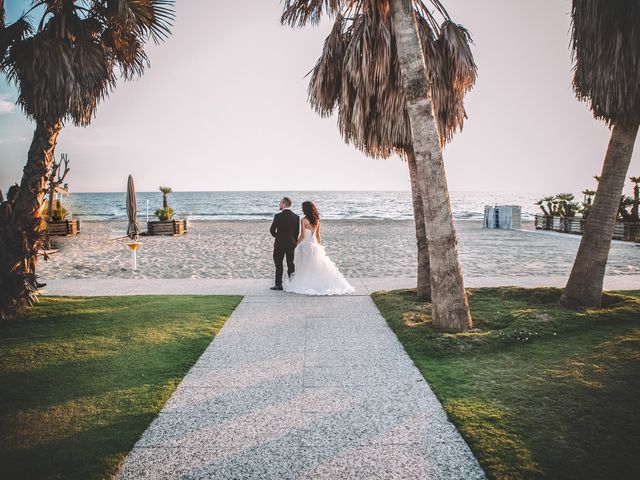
left=302, top=201, right=320, bottom=225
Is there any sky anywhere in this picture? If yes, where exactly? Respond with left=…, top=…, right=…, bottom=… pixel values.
left=0, top=0, right=638, bottom=195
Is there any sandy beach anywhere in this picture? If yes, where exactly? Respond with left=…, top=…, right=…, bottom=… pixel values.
left=38, top=220, right=639, bottom=280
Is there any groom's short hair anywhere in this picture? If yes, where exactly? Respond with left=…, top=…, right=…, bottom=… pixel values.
left=282, top=197, right=292, bottom=207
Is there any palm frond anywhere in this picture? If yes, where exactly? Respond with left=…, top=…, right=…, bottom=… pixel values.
left=571, top=0, right=640, bottom=127
left=0, top=16, right=33, bottom=63
left=308, top=14, right=346, bottom=116
left=281, top=0, right=343, bottom=27
left=1, top=0, right=174, bottom=126
left=430, top=20, right=477, bottom=144
left=302, top=1, right=476, bottom=159
left=108, top=0, right=174, bottom=43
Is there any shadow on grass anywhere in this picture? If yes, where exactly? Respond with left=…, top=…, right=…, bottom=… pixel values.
left=0, top=295, right=241, bottom=480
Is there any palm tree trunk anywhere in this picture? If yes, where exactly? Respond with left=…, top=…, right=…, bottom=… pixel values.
left=390, top=0, right=471, bottom=331
left=0, top=121, right=62, bottom=318
left=406, top=146, right=431, bottom=300
left=561, top=123, right=639, bottom=308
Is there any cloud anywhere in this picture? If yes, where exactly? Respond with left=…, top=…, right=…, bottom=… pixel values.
left=0, top=95, right=16, bottom=114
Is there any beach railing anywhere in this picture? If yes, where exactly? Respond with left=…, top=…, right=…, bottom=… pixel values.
left=624, top=222, right=640, bottom=242
left=535, top=214, right=639, bottom=241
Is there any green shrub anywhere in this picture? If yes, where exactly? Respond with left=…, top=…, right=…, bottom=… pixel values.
left=44, top=200, right=67, bottom=221
left=154, top=207, right=174, bottom=221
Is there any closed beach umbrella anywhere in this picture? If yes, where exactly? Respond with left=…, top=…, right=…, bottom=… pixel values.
left=126, top=175, right=140, bottom=240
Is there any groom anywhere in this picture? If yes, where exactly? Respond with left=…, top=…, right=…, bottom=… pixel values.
left=270, top=197, right=300, bottom=290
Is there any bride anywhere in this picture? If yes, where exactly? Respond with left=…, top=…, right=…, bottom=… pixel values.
left=285, top=201, right=354, bottom=296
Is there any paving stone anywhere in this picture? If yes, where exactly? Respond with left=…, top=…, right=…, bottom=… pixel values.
left=297, top=443, right=478, bottom=480
left=119, top=443, right=305, bottom=480
left=300, top=384, right=447, bottom=416
left=303, top=364, right=425, bottom=387
left=304, top=347, right=407, bottom=367
left=179, top=365, right=304, bottom=390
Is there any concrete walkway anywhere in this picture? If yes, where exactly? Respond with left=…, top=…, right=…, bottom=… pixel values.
left=114, top=287, right=486, bottom=479
left=40, top=274, right=640, bottom=297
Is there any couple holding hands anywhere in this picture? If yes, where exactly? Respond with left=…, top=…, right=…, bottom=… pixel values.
left=269, top=197, right=354, bottom=296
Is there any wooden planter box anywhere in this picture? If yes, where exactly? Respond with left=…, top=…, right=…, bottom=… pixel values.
left=46, top=219, right=80, bottom=236
left=147, top=219, right=187, bottom=236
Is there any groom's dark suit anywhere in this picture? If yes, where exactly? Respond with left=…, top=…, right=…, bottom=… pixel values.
left=270, top=208, right=300, bottom=287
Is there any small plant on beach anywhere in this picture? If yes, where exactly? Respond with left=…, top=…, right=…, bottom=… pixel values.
left=154, top=207, right=174, bottom=221
left=580, top=189, right=596, bottom=219
left=43, top=200, right=67, bottom=222
left=618, top=195, right=634, bottom=221
left=159, top=186, right=172, bottom=209
left=555, top=193, right=579, bottom=217
left=536, top=196, right=559, bottom=216
left=155, top=186, right=174, bottom=221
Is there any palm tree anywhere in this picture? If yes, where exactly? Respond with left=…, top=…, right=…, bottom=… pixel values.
left=561, top=0, right=640, bottom=308
left=535, top=199, right=550, bottom=216
left=159, top=186, right=173, bottom=209
left=285, top=2, right=476, bottom=303
left=581, top=189, right=595, bottom=206
left=556, top=193, right=578, bottom=217
left=282, top=0, right=474, bottom=331
left=618, top=195, right=634, bottom=221
left=630, top=176, right=639, bottom=221
left=0, top=1, right=174, bottom=319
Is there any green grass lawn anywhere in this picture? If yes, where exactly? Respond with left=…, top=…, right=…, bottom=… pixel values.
left=0, top=295, right=241, bottom=480
left=372, top=288, right=640, bottom=480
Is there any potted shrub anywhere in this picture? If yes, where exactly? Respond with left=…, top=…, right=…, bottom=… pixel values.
left=44, top=199, right=80, bottom=236
left=147, top=186, right=187, bottom=235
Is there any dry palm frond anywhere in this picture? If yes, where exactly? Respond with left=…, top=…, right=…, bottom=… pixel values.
left=571, top=0, right=640, bottom=127
left=281, top=0, right=343, bottom=27
left=300, top=0, right=476, bottom=158
left=308, top=14, right=346, bottom=116
left=429, top=21, right=477, bottom=144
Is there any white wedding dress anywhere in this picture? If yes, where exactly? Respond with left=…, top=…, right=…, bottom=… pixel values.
left=285, top=225, right=354, bottom=296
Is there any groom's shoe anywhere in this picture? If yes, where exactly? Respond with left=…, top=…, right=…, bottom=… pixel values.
left=270, top=285, right=283, bottom=291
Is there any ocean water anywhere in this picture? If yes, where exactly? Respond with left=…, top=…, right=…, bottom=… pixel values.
left=59, top=191, right=542, bottom=221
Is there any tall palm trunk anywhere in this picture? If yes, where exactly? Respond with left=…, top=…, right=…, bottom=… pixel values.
left=390, top=0, right=471, bottom=331
left=561, top=123, right=639, bottom=308
left=0, top=121, right=62, bottom=318
left=406, top=146, right=431, bottom=300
